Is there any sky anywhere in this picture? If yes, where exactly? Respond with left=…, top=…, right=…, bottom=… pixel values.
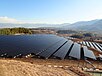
left=0, top=0, right=102, bottom=24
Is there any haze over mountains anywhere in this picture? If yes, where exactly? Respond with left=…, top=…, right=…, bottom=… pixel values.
left=0, top=23, right=61, bottom=28
left=62, top=19, right=102, bottom=32
left=0, top=19, right=102, bottom=32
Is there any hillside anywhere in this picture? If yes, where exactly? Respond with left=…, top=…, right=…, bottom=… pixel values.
left=0, top=28, right=32, bottom=35
left=0, top=19, right=102, bottom=33
left=62, top=19, right=102, bottom=32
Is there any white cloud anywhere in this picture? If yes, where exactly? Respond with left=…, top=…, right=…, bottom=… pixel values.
left=0, top=16, right=31, bottom=24
left=0, top=16, right=64, bottom=24
left=1, top=15, right=102, bottom=24
left=0, top=16, right=50, bottom=24
left=0, top=16, right=19, bottom=23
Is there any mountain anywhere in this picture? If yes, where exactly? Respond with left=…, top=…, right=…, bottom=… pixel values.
left=0, top=23, right=63, bottom=28
left=61, top=19, right=102, bottom=32
left=0, top=19, right=102, bottom=32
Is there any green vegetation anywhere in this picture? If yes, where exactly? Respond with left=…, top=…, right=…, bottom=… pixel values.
left=70, top=33, right=93, bottom=38
left=83, top=33, right=93, bottom=37
left=57, top=30, right=78, bottom=34
left=0, top=28, right=32, bottom=35
left=71, top=34, right=83, bottom=38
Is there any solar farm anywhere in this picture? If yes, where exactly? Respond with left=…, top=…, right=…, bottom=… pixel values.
left=0, top=34, right=101, bottom=61
left=1, top=34, right=102, bottom=76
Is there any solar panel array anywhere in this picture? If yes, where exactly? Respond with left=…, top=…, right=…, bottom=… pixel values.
left=69, top=43, right=81, bottom=59
left=79, top=41, right=102, bottom=52
left=83, top=46, right=96, bottom=60
left=54, top=40, right=73, bottom=59
left=0, top=35, right=96, bottom=60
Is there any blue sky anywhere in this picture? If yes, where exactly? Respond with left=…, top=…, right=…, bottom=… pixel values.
left=0, top=0, right=102, bottom=24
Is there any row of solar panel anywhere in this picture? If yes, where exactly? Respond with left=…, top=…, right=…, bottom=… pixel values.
left=0, top=35, right=96, bottom=60
left=52, top=41, right=96, bottom=60
left=0, top=40, right=96, bottom=60
left=79, top=41, right=102, bottom=52
left=0, top=35, right=65, bottom=56
left=66, top=37, right=75, bottom=40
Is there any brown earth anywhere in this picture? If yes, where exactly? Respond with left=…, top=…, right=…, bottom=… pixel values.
left=2, top=58, right=102, bottom=76
left=0, top=59, right=79, bottom=76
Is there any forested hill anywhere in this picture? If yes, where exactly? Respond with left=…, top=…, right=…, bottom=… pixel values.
left=0, top=28, right=32, bottom=35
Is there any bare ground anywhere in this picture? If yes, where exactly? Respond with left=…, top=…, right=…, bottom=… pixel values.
left=0, top=59, right=78, bottom=76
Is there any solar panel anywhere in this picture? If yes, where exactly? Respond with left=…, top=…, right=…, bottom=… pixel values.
left=80, top=41, right=82, bottom=44
left=0, top=35, right=64, bottom=56
left=95, top=43, right=102, bottom=51
left=88, top=42, right=95, bottom=49
left=0, top=35, right=98, bottom=60
left=84, top=41, right=87, bottom=46
left=38, top=38, right=67, bottom=59
left=83, top=46, right=96, bottom=60
left=85, top=41, right=90, bottom=47
left=69, top=43, right=80, bottom=59
left=91, top=42, right=101, bottom=52
left=100, top=44, right=102, bottom=46
left=83, top=41, right=86, bottom=46
left=54, top=40, right=73, bottom=59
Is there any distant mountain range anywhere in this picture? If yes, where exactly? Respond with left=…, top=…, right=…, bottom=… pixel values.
left=0, top=23, right=61, bottom=28
left=61, top=19, right=102, bottom=32
left=0, top=19, right=102, bottom=32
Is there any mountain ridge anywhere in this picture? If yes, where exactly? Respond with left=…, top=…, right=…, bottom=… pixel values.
left=0, top=19, right=102, bottom=32
left=61, top=19, right=102, bottom=32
